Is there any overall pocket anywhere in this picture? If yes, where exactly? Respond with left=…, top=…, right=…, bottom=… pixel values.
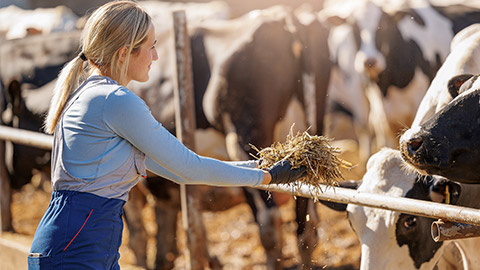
left=28, top=253, right=52, bottom=269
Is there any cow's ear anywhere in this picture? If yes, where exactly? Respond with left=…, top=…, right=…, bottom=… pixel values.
left=430, top=176, right=461, bottom=205
left=447, top=74, right=474, bottom=98
left=448, top=181, right=461, bottom=205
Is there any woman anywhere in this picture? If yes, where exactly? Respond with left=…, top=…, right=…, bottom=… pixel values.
left=28, top=1, right=305, bottom=269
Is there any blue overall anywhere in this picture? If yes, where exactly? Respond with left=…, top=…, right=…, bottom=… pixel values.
left=29, top=190, right=125, bottom=269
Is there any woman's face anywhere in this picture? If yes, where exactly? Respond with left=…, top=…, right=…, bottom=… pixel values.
left=126, top=24, right=158, bottom=84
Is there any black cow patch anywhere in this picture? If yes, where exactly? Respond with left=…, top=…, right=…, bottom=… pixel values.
left=375, top=12, right=439, bottom=96
left=395, top=178, right=443, bottom=269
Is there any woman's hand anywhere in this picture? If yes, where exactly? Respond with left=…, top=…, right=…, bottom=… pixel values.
left=263, top=160, right=307, bottom=185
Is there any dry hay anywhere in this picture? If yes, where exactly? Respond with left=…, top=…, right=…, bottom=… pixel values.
left=251, top=126, right=354, bottom=194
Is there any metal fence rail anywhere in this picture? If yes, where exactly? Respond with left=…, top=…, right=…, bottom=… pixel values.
left=258, top=184, right=480, bottom=226
left=0, top=126, right=52, bottom=150
left=2, top=125, right=480, bottom=228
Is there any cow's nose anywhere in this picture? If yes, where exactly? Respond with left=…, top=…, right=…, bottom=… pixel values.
left=364, top=58, right=377, bottom=69
left=407, top=137, right=423, bottom=156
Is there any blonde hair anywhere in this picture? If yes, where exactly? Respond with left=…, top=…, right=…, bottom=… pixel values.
left=44, top=0, right=151, bottom=134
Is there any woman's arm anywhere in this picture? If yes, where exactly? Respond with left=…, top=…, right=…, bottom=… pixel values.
left=145, top=156, right=271, bottom=184
left=103, top=88, right=265, bottom=186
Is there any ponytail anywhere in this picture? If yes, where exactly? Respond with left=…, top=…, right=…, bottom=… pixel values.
left=44, top=53, right=87, bottom=134
left=43, top=1, right=151, bottom=134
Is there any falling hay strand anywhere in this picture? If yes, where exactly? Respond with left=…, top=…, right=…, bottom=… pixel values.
left=251, top=126, right=354, bottom=194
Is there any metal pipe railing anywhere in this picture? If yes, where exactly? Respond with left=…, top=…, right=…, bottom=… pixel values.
left=257, top=184, right=480, bottom=226
left=431, top=220, right=480, bottom=241
left=0, top=126, right=52, bottom=150
left=3, top=125, right=480, bottom=228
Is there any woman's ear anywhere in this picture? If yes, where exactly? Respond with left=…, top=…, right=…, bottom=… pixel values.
left=118, top=46, right=128, bottom=63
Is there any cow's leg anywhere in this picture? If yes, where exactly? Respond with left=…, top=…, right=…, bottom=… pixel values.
left=154, top=184, right=223, bottom=270
left=355, top=123, right=373, bottom=166
left=243, top=188, right=283, bottom=270
left=145, top=179, right=181, bottom=270
left=154, top=197, right=179, bottom=270
left=295, top=197, right=319, bottom=269
left=223, top=114, right=285, bottom=269
left=123, top=185, right=148, bottom=268
left=365, top=84, right=396, bottom=150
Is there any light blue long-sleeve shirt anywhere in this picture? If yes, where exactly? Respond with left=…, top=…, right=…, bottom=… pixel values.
left=52, top=75, right=264, bottom=200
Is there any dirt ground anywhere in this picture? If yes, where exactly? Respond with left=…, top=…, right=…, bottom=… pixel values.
left=9, top=139, right=364, bottom=270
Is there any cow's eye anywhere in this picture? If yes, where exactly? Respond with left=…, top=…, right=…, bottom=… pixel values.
left=396, top=214, right=419, bottom=239
left=403, top=216, right=417, bottom=228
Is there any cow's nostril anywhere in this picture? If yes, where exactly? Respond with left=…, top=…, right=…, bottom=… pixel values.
left=364, top=58, right=377, bottom=69
left=407, top=138, right=423, bottom=156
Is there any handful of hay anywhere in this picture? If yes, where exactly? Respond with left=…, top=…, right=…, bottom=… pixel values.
left=252, top=128, right=354, bottom=190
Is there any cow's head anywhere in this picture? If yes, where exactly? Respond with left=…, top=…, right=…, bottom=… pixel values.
left=323, top=1, right=386, bottom=80
left=323, top=1, right=428, bottom=82
left=321, top=148, right=465, bottom=269
left=400, top=74, right=480, bottom=183
left=323, top=1, right=439, bottom=96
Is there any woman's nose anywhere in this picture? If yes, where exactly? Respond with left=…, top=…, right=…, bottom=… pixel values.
left=152, top=49, right=158, bottom=61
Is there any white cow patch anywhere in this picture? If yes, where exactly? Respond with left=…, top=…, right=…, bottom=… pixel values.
left=365, top=83, right=395, bottom=148
left=383, top=68, right=431, bottom=132
left=397, top=4, right=453, bottom=66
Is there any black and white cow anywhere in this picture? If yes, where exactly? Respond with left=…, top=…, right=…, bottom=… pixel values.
left=320, top=22, right=480, bottom=270
left=400, top=24, right=480, bottom=184
left=322, top=0, right=480, bottom=162
left=325, top=23, right=480, bottom=269
left=323, top=148, right=480, bottom=269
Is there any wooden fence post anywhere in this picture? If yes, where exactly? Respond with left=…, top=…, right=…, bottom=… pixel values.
left=172, top=10, right=211, bottom=270
left=0, top=137, right=12, bottom=232
left=0, top=81, right=12, bottom=232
